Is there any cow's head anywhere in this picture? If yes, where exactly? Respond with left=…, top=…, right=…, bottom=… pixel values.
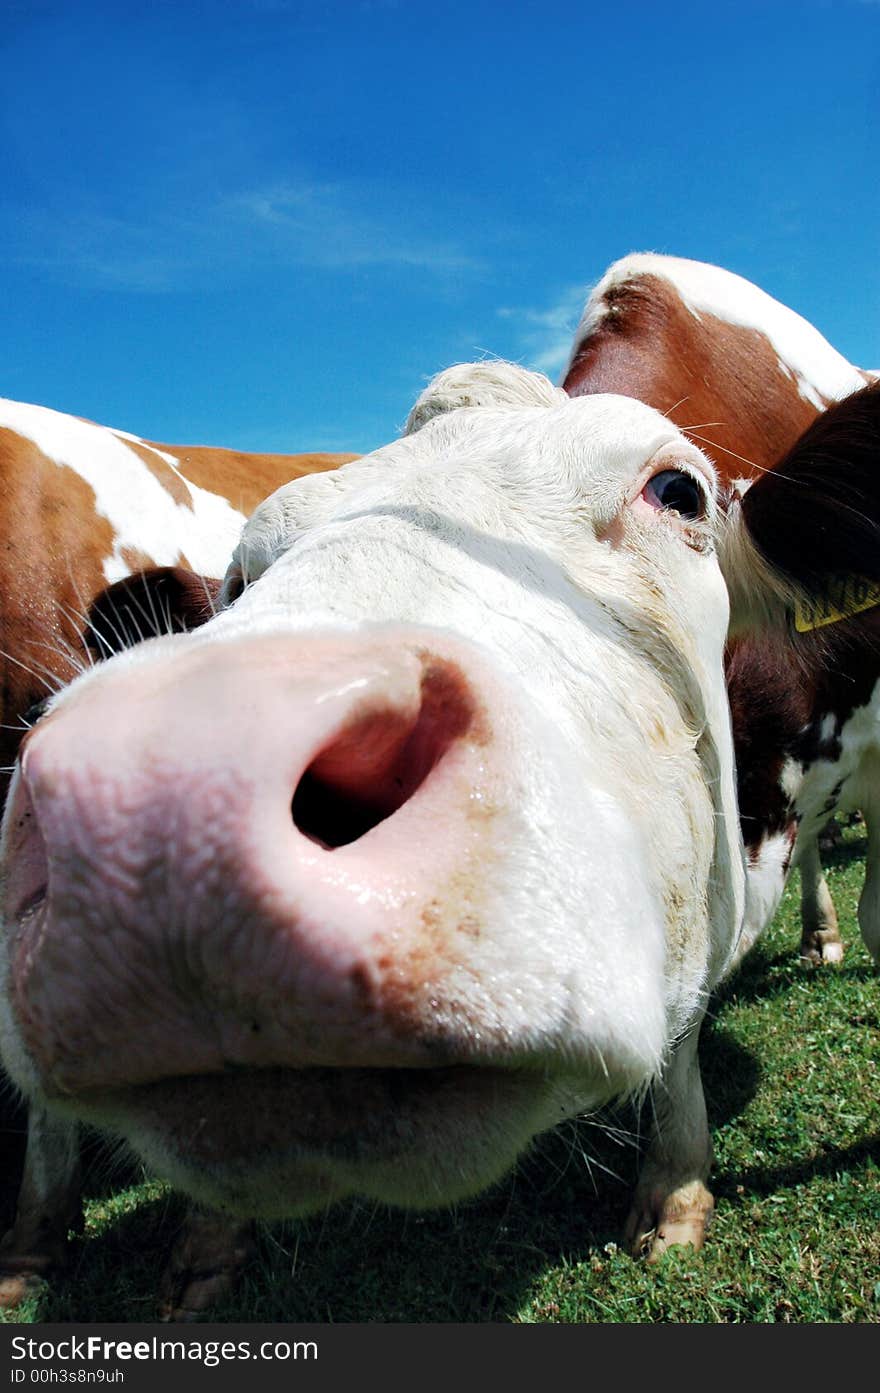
left=4, top=362, right=864, bottom=1220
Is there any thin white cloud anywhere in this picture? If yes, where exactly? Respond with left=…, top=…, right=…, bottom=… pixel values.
left=0, top=207, right=192, bottom=292
left=496, top=286, right=589, bottom=380
left=0, top=176, right=479, bottom=293
left=230, top=181, right=479, bottom=273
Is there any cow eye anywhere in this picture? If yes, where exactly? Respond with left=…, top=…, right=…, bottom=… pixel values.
left=23, top=695, right=52, bottom=727
left=642, top=469, right=705, bottom=521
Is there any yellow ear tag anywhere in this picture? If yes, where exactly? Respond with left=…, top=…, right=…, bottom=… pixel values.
left=794, top=573, right=880, bottom=632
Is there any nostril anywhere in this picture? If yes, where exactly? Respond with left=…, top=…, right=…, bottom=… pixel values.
left=291, top=660, right=478, bottom=849
left=291, top=710, right=412, bottom=849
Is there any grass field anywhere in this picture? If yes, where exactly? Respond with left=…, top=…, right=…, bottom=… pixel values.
left=2, top=823, right=878, bottom=1323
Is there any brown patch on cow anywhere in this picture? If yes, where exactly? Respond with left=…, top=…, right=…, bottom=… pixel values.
left=357, top=671, right=501, bottom=1042
left=417, top=655, right=492, bottom=748
left=0, top=420, right=354, bottom=812
left=662, top=881, right=689, bottom=924
left=152, top=442, right=358, bottom=519
left=726, top=635, right=810, bottom=856
left=725, top=621, right=880, bottom=859
left=564, top=273, right=819, bottom=484
left=456, top=914, right=481, bottom=940
left=565, top=269, right=880, bottom=902
left=0, top=429, right=121, bottom=804
left=86, top=568, right=224, bottom=656
left=376, top=815, right=498, bottom=1048
left=116, top=437, right=195, bottom=510
left=118, top=546, right=158, bottom=574
left=740, top=380, right=880, bottom=597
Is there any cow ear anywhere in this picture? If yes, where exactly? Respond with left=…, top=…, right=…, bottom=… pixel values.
left=405, top=361, right=567, bottom=434
left=721, top=380, right=880, bottom=635
left=85, top=566, right=222, bottom=659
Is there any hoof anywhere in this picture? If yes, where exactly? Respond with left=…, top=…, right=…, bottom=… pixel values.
left=625, top=1179, right=714, bottom=1261
left=799, top=934, right=845, bottom=967
left=0, top=1272, right=49, bottom=1310
left=157, top=1215, right=255, bottom=1322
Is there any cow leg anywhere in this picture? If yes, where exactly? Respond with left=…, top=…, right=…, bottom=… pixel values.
left=798, top=836, right=843, bottom=965
left=158, top=1209, right=256, bottom=1322
left=624, top=1021, right=714, bottom=1260
left=0, top=1106, right=81, bottom=1308
left=727, top=910, right=765, bottom=971
left=725, top=826, right=796, bottom=973
left=857, top=805, right=880, bottom=967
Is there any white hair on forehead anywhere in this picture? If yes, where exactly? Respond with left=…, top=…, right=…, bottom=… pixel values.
left=405, top=360, right=568, bottom=435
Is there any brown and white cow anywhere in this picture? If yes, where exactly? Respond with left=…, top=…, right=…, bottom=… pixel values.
left=1, top=360, right=877, bottom=1316
left=0, top=396, right=354, bottom=805
left=0, top=396, right=354, bottom=1314
left=563, top=254, right=880, bottom=967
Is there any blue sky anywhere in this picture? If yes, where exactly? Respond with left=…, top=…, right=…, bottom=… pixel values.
left=2, top=0, right=879, bottom=454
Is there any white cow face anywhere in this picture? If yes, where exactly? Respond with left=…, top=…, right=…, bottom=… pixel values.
left=0, top=363, right=744, bottom=1217
left=223, top=361, right=743, bottom=1001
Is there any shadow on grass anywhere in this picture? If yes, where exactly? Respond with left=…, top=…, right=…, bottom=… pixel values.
left=30, top=1127, right=636, bottom=1323
left=22, top=1033, right=762, bottom=1324
left=24, top=1114, right=880, bottom=1325
left=12, top=975, right=872, bottom=1322
left=820, top=832, right=868, bottom=871
left=700, top=1025, right=761, bottom=1130
left=0, top=1101, right=152, bottom=1242
left=0, top=1092, right=28, bottom=1235
left=714, top=1130, right=880, bottom=1204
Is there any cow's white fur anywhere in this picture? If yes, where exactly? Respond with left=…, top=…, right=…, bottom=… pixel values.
left=567, top=253, right=869, bottom=409
left=405, top=358, right=568, bottom=432
left=0, top=397, right=246, bottom=582
left=219, top=370, right=743, bottom=1207
left=735, top=829, right=795, bottom=961
left=565, top=255, right=880, bottom=975
left=0, top=363, right=758, bottom=1239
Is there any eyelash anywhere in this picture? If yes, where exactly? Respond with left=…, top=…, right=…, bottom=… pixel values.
left=641, top=468, right=706, bottom=521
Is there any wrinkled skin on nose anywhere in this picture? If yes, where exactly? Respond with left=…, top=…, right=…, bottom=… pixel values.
left=0, top=626, right=667, bottom=1215
left=3, top=631, right=516, bottom=1091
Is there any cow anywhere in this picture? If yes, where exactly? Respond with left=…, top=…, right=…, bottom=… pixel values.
left=562, top=254, right=880, bottom=967
left=0, top=395, right=355, bottom=805
left=0, top=394, right=355, bottom=1314
left=1, top=359, right=877, bottom=1319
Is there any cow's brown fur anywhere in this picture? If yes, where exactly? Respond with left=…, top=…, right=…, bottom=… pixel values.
left=0, top=426, right=355, bottom=805
left=0, top=409, right=355, bottom=1316
left=564, top=272, right=839, bottom=482
left=564, top=264, right=877, bottom=968
left=0, top=430, right=115, bottom=802
left=151, top=442, right=349, bottom=511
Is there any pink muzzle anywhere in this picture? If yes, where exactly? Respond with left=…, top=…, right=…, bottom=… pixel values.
left=2, top=628, right=522, bottom=1096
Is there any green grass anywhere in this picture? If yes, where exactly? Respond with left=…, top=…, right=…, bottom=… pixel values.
left=2, top=823, right=878, bottom=1323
